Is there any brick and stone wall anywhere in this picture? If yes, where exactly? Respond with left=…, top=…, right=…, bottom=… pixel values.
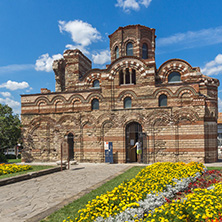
left=21, top=25, right=219, bottom=163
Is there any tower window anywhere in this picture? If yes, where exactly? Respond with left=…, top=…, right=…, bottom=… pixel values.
left=92, top=98, right=99, bottom=110
left=115, top=46, right=119, bottom=59
left=126, top=42, right=133, bottom=56
left=168, top=72, right=181, bottom=82
left=124, top=97, right=132, bottom=108
left=159, top=94, right=167, bottom=107
left=93, top=80, right=100, bottom=88
left=142, top=43, right=148, bottom=59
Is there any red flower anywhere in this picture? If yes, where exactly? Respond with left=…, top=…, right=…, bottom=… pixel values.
left=164, top=197, right=171, bottom=203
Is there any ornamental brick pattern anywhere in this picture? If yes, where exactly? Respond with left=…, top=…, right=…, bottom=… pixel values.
left=21, top=25, right=219, bottom=163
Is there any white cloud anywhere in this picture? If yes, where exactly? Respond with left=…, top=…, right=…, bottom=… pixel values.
left=0, top=97, right=20, bottom=114
left=0, top=92, right=12, bottom=97
left=35, top=53, right=63, bottom=72
left=58, top=20, right=101, bottom=53
left=0, top=80, right=29, bottom=91
left=116, top=0, right=140, bottom=11
left=157, top=26, right=222, bottom=50
left=0, top=64, right=34, bottom=74
left=201, top=54, right=222, bottom=76
left=65, top=44, right=90, bottom=55
left=36, top=20, right=100, bottom=66
left=92, top=50, right=111, bottom=65
left=26, top=87, right=33, bottom=93
left=140, top=0, right=152, bottom=7
left=218, top=97, right=222, bottom=112
left=115, top=0, right=151, bottom=12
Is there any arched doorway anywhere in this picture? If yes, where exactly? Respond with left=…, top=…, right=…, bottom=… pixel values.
left=125, top=122, right=142, bottom=162
left=67, top=133, right=74, bottom=160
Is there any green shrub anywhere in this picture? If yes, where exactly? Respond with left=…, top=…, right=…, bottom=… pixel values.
left=0, top=153, right=7, bottom=163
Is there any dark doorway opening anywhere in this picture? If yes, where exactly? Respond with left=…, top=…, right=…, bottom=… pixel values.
left=67, top=133, right=74, bottom=160
left=125, top=122, right=142, bottom=163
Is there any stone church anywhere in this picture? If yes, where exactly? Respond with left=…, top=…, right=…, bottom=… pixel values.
left=21, top=24, right=219, bottom=163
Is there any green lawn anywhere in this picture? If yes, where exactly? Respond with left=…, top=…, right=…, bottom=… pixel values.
left=0, top=165, right=54, bottom=180
left=41, top=166, right=145, bottom=222
left=7, top=158, right=22, bottom=163
left=207, top=166, right=222, bottom=170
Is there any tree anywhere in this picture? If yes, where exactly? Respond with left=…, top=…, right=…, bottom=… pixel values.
left=0, top=103, right=21, bottom=151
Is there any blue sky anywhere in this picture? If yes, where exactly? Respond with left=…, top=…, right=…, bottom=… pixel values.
left=0, top=0, right=222, bottom=115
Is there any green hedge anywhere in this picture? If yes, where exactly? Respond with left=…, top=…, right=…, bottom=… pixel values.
left=5, top=154, right=21, bottom=159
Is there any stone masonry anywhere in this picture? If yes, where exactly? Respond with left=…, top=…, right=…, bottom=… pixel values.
left=21, top=25, right=219, bottom=163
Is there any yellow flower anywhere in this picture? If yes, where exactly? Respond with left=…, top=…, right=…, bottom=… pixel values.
left=66, top=162, right=206, bottom=222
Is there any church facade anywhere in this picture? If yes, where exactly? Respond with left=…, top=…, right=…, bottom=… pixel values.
left=21, top=25, right=219, bottom=163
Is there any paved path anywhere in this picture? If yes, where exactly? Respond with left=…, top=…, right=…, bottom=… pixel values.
left=0, top=163, right=131, bottom=222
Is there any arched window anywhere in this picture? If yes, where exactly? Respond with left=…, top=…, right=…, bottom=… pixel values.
left=126, top=42, right=133, bottom=56
left=67, top=133, right=74, bottom=160
left=115, top=46, right=119, bottom=59
left=92, top=98, right=99, bottom=110
left=124, top=97, right=132, bottom=108
left=168, top=72, right=181, bottom=83
left=142, top=43, right=148, bottom=59
left=93, top=80, right=100, bottom=88
left=159, top=94, right=167, bottom=107
left=119, top=70, right=124, bottom=85
left=119, top=68, right=136, bottom=85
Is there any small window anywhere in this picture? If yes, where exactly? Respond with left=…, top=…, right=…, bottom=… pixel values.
left=115, top=46, right=119, bottom=59
left=159, top=94, right=167, bottom=107
left=126, top=42, right=133, bottom=56
left=92, top=99, right=99, bottom=110
left=119, top=70, right=124, bottom=85
left=124, top=97, right=132, bottom=108
left=132, top=69, right=136, bottom=84
left=93, top=80, right=100, bottom=88
left=168, top=72, right=181, bottom=82
left=142, top=43, right=148, bottom=59
left=125, top=68, right=130, bottom=84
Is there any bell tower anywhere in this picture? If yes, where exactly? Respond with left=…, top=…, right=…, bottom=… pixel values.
left=108, top=25, right=156, bottom=63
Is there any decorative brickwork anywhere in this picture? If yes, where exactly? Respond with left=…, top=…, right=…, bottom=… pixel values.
left=21, top=25, right=219, bottom=163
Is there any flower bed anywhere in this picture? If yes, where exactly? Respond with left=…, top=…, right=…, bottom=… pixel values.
left=64, top=162, right=205, bottom=222
left=184, top=169, right=222, bottom=193
left=142, top=169, right=222, bottom=222
left=0, top=163, right=31, bottom=175
left=144, top=183, right=222, bottom=222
